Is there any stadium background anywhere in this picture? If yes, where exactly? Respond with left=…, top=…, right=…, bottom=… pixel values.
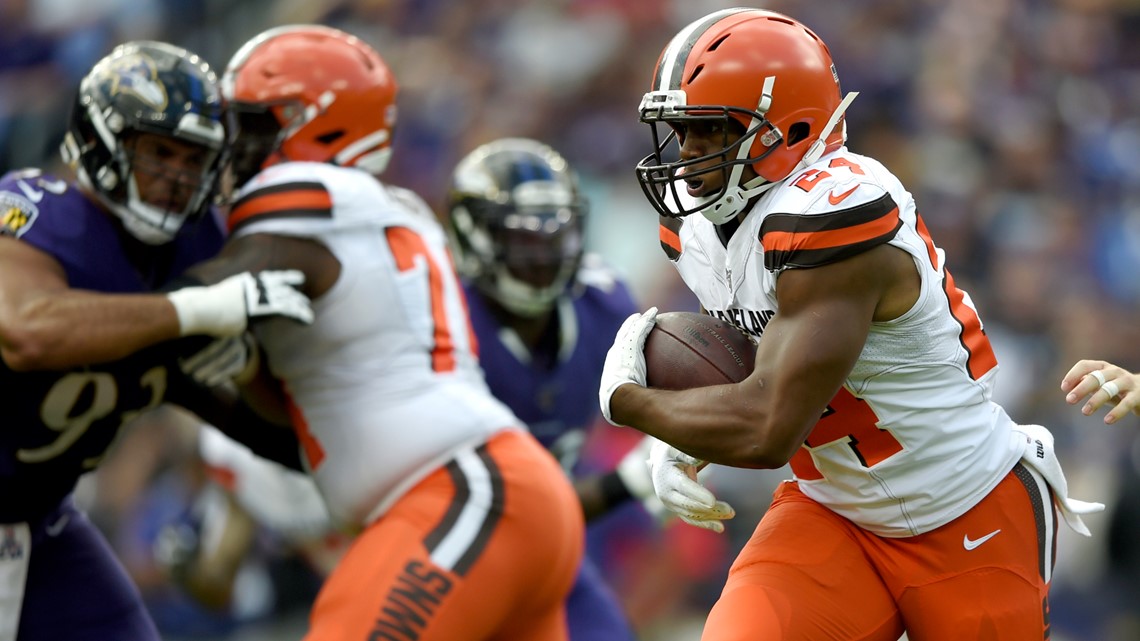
left=2, top=0, right=1139, bottom=638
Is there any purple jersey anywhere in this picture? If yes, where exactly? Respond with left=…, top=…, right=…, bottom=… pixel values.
left=0, top=168, right=223, bottom=522
left=464, top=258, right=636, bottom=468
left=464, top=256, right=639, bottom=641
left=0, top=169, right=223, bottom=640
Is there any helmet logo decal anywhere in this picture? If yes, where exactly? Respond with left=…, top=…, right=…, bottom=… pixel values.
left=0, top=192, right=39, bottom=238
left=107, top=54, right=169, bottom=109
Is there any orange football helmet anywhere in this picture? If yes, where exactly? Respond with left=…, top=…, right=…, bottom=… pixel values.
left=221, top=25, right=398, bottom=186
left=635, top=8, right=858, bottom=223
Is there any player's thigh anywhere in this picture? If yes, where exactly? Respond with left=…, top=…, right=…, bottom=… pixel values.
left=895, top=463, right=1054, bottom=641
left=305, top=430, right=582, bottom=641
left=702, top=483, right=904, bottom=641
left=472, top=430, right=584, bottom=641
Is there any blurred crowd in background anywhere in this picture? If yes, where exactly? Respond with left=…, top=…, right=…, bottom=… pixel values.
left=4, top=0, right=1140, bottom=639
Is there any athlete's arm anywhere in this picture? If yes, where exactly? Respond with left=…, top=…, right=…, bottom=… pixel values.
left=159, top=491, right=258, bottom=611
left=165, top=370, right=303, bottom=471
left=185, top=232, right=340, bottom=299
left=183, top=231, right=340, bottom=422
left=0, top=236, right=183, bottom=370
left=573, top=435, right=657, bottom=521
left=609, top=242, right=918, bottom=468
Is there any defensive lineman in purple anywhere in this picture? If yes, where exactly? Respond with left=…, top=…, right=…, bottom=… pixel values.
left=447, top=138, right=653, bottom=641
left=0, top=42, right=311, bottom=641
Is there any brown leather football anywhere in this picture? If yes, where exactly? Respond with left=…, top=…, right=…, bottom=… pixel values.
left=644, top=311, right=757, bottom=390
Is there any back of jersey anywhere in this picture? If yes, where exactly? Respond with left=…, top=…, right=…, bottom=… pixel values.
left=228, top=162, right=519, bottom=527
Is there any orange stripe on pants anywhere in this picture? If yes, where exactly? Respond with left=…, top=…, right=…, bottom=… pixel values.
left=304, top=429, right=583, bottom=641
left=703, top=464, right=1054, bottom=641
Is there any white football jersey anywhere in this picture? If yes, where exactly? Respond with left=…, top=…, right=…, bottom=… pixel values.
left=228, top=162, right=520, bottom=528
left=662, top=148, right=1025, bottom=537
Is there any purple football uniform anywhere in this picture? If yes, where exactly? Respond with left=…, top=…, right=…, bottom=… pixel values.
left=0, top=169, right=224, bottom=641
left=463, top=258, right=641, bottom=641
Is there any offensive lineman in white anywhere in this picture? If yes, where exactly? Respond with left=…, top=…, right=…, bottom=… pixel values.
left=183, top=25, right=583, bottom=641
left=599, top=8, right=1101, bottom=641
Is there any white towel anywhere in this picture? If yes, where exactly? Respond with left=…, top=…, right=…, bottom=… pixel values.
left=1012, top=424, right=1105, bottom=537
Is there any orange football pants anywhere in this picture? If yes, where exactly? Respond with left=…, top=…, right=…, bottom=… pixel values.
left=703, top=463, right=1057, bottom=641
left=304, top=429, right=584, bottom=641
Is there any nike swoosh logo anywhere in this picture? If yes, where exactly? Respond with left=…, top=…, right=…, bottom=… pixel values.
left=45, top=513, right=70, bottom=537
left=15, top=180, right=43, bottom=203
left=963, top=529, right=1001, bottom=550
left=828, top=185, right=859, bottom=206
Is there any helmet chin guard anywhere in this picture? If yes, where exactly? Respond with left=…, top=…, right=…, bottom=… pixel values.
left=695, top=90, right=858, bottom=225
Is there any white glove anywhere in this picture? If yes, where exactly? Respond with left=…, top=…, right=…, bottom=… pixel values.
left=616, top=435, right=669, bottom=520
left=167, top=270, right=314, bottom=338
left=649, top=439, right=735, bottom=533
left=179, top=332, right=259, bottom=387
left=599, top=307, right=658, bottom=425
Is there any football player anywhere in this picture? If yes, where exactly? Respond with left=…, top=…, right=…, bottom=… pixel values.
left=0, top=41, right=311, bottom=641
left=446, top=137, right=658, bottom=641
left=181, top=25, right=584, bottom=641
left=599, top=8, right=1102, bottom=640
left=162, top=138, right=661, bottom=641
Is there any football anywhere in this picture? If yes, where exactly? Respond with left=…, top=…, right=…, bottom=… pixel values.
left=644, top=311, right=757, bottom=390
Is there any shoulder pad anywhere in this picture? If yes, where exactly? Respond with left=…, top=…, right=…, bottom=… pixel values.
left=228, top=165, right=333, bottom=234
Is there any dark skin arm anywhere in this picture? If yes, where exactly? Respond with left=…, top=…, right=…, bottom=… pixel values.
left=186, top=232, right=340, bottom=297
left=609, top=242, right=920, bottom=468
left=173, top=493, right=258, bottom=610
left=576, top=476, right=619, bottom=522
left=183, top=231, right=341, bottom=425
left=164, top=365, right=303, bottom=470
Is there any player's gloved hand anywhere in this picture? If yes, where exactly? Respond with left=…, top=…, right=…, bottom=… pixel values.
left=649, top=438, right=735, bottom=533
left=599, top=307, right=657, bottom=426
left=616, top=435, right=670, bottom=520
left=179, top=332, right=259, bottom=387
left=167, top=270, right=314, bottom=337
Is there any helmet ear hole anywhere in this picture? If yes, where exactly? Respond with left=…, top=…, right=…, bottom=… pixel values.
left=787, top=122, right=811, bottom=145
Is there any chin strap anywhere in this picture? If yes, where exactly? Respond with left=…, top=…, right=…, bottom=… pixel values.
left=700, top=90, right=860, bottom=225
left=795, top=91, right=859, bottom=172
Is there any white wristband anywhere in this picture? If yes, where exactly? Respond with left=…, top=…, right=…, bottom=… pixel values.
left=166, top=275, right=249, bottom=337
left=615, top=437, right=657, bottom=501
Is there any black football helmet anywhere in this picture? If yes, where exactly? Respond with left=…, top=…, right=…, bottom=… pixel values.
left=60, top=41, right=226, bottom=244
left=447, top=138, right=587, bottom=317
